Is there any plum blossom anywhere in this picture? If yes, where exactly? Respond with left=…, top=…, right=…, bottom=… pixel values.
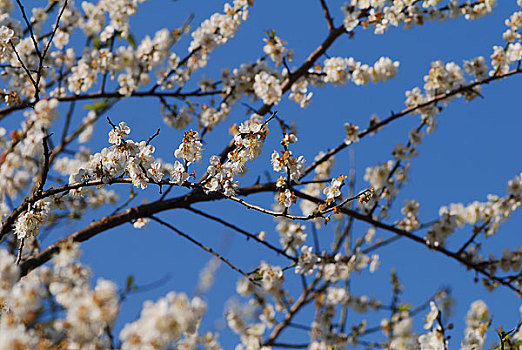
left=253, top=71, right=282, bottom=105
left=323, top=175, right=346, bottom=202
left=323, top=57, right=350, bottom=85
left=344, top=122, right=360, bottom=144
left=263, top=35, right=292, bottom=67
left=271, top=149, right=305, bottom=181
left=174, top=129, right=203, bottom=165
left=108, top=121, right=131, bottom=145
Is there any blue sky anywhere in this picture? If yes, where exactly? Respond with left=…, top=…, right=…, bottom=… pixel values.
left=8, top=0, right=521, bottom=348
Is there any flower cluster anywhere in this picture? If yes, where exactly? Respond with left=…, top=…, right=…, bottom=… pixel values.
left=0, top=242, right=120, bottom=349
left=323, top=174, right=347, bottom=203
left=187, top=1, right=250, bottom=72
left=323, top=56, right=399, bottom=86
left=14, top=208, right=44, bottom=240
left=295, top=245, right=321, bottom=275
left=319, top=250, right=374, bottom=283
left=381, top=311, right=418, bottom=350
left=289, top=78, right=313, bottom=108
left=204, top=115, right=269, bottom=195
left=323, top=57, right=351, bottom=85
left=417, top=302, right=446, bottom=350
left=490, top=43, right=522, bottom=75
left=271, top=134, right=306, bottom=209
left=271, top=148, right=305, bottom=182
left=174, top=129, right=203, bottom=165
left=300, top=151, right=336, bottom=227
left=0, top=241, right=223, bottom=349
left=263, top=34, right=293, bottom=67
left=204, top=155, right=240, bottom=196
left=426, top=173, right=521, bottom=247
left=364, top=160, right=394, bottom=190
left=0, top=25, right=14, bottom=60
left=67, top=122, right=187, bottom=191
left=425, top=211, right=457, bottom=248
left=226, top=298, right=269, bottom=350
left=344, top=122, right=360, bottom=144
left=404, top=37, right=522, bottom=135
left=461, top=300, right=490, bottom=350
left=253, top=71, right=282, bottom=105
left=396, top=199, right=421, bottom=232
left=120, top=292, right=209, bottom=350
left=275, top=218, right=307, bottom=254
left=342, top=0, right=496, bottom=35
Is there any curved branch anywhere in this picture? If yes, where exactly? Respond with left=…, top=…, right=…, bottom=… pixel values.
left=302, top=67, right=522, bottom=179
left=0, top=88, right=223, bottom=119
left=292, top=188, right=521, bottom=295
left=18, top=183, right=276, bottom=277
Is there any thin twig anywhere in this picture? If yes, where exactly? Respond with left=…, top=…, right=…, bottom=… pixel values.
left=263, top=274, right=323, bottom=346
left=16, top=238, right=25, bottom=265
left=456, top=220, right=490, bottom=255
left=291, top=188, right=520, bottom=294
left=146, top=128, right=161, bottom=145
left=301, top=68, right=522, bottom=180
left=9, top=41, right=37, bottom=87
left=362, top=235, right=402, bottom=254
left=149, top=215, right=255, bottom=283
left=15, top=0, right=41, bottom=57
left=318, top=0, right=335, bottom=30
left=185, top=206, right=296, bottom=261
left=34, top=0, right=68, bottom=101
left=61, top=100, right=75, bottom=143
left=36, top=132, right=53, bottom=194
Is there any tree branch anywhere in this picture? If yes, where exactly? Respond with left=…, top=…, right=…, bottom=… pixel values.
left=149, top=215, right=255, bottom=283
left=318, top=0, right=335, bottom=30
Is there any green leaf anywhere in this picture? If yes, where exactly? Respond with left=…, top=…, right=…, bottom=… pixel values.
left=93, top=37, right=101, bottom=50
left=85, top=99, right=108, bottom=111
left=126, top=275, right=135, bottom=289
left=397, top=303, right=412, bottom=312
left=127, top=33, right=137, bottom=49
left=71, top=213, right=82, bottom=220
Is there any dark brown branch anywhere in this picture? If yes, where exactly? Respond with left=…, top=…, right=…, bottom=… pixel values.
left=211, top=25, right=347, bottom=167
left=456, top=220, right=490, bottom=256
left=9, top=171, right=522, bottom=295
left=146, top=128, right=160, bottom=145
left=263, top=275, right=322, bottom=346
left=35, top=132, right=53, bottom=195
left=16, top=238, right=24, bottom=265
left=0, top=88, right=222, bottom=120
left=17, top=183, right=276, bottom=277
left=292, top=188, right=521, bottom=295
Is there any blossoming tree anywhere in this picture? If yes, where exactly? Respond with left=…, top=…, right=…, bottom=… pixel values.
left=0, top=0, right=520, bottom=349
